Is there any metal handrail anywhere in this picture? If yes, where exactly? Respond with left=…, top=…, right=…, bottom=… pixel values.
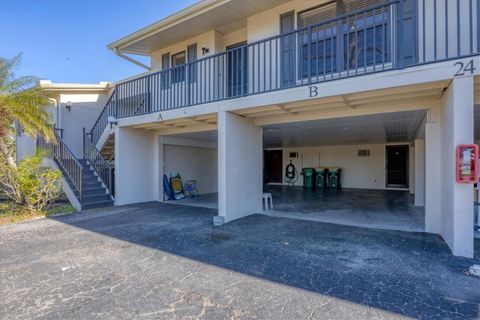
left=83, top=129, right=114, bottom=198
left=51, top=131, right=84, bottom=201
left=113, top=0, right=397, bottom=116
left=90, top=90, right=116, bottom=146
left=88, top=0, right=480, bottom=134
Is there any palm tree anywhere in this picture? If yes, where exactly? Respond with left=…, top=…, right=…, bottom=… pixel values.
left=0, top=54, right=53, bottom=166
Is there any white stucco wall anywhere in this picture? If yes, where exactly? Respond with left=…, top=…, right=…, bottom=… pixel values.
left=115, top=127, right=157, bottom=205
left=219, top=28, right=247, bottom=49
left=425, top=105, right=442, bottom=234
left=414, top=139, right=425, bottom=206
left=439, top=76, right=474, bottom=257
left=57, top=93, right=108, bottom=158
left=151, top=30, right=218, bottom=71
left=15, top=135, right=37, bottom=164
left=15, top=92, right=107, bottom=163
left=163, top=144, right=218, bottom=194
left=218, top=111, right=263, bottom=222
left=425, top=76, right=474, bottom=257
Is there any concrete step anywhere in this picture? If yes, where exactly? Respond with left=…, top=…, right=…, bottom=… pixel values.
left=81, top=199, right=114, bottom=210
left=83, top=175, right=99, bottom=183
left=82, top=193, right=111, bottom=202
left=82, top=181, right=102, bottom=188
left=81, top=185, right=104, bottom=193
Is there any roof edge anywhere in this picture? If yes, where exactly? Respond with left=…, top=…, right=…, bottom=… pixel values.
left=39, top=80, right=113, bottom=92
left=107, top=0, right=229, bottom=53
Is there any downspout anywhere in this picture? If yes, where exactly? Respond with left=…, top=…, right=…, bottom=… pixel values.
left=113, top=48, right=150, bottom=70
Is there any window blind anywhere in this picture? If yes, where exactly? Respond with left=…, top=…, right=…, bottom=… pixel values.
left=298, top=3, right=336, bottom=28
left=343, top=0, right=385, bottom=13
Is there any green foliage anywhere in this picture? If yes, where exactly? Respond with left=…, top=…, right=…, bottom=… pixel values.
left=0, top=152, right=62, bottom=214
left=0, top=54, right=54, bottom=164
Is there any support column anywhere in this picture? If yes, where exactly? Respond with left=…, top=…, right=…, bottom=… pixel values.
left=414, top=139, right=425, bottom=206
left=425, top=108, right=442, bottom=233
left=439, top=76, right=474, bottom=257
left=154, top=135, right=164, bottom=202
left=217, top=111, right=263, bottom=224
left=115, top=126, right=157, bottom=205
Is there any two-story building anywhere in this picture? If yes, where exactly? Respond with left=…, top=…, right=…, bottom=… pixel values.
left=27, top=0, right=480, bottom=258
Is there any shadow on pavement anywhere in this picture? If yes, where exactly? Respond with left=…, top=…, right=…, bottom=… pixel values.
left=51, top=202, right=480, bottom=319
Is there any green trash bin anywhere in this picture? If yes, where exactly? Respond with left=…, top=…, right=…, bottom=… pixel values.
left=315, top=167, right=328, bottom=189
left=328, top=167, right=341, bottom=189
left=302, top=168, right=316, bottom=189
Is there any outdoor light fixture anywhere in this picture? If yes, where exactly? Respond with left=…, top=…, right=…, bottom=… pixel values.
left=202, top=47, right=210, bottom=55
left=107, top=116, right=118, bottom=129
left=65, top=102, right=72, bottom=112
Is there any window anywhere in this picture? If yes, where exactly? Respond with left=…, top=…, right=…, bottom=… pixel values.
left=298, top=2, right=336, bottom=28
left=343, top=0, right=390, bottom=68
left=171, top=51, right=186, bottom=83
left=297, top=0, right=389, bottom=79
left=298, top=2, right=338, bottom=78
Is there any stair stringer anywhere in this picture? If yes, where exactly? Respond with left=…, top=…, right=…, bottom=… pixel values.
left=96, top=126, right=114, bottom=151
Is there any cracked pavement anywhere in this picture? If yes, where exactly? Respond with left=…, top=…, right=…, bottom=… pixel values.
left=1, top=202, right=479, bottom=319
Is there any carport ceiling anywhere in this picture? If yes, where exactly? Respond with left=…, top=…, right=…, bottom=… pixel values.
left=263, top=110, right=426, bottom=148
left=171, top=110, right=427, bottom=148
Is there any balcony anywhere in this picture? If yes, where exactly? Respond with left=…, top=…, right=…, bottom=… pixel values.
left=91, top=0, right=479, bottom=143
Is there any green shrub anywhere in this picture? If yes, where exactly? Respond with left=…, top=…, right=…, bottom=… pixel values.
left=0, top=153, right=62, bottom=214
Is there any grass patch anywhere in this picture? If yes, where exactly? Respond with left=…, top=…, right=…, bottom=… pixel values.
left=0, top=202, right=75, bottom=225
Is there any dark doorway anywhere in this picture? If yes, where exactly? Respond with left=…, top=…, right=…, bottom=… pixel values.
left=226, top=42, right=248, bottom=98
left=264, top=150, right=283, bottom=184
left=386, top=145, right=409, bottom=188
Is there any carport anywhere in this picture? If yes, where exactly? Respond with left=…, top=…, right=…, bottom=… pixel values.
left=114, top=78, right=476, bottom=256
left=165, top=109, right=427, bottom=232
left=260, top=110, right=426, bottom=232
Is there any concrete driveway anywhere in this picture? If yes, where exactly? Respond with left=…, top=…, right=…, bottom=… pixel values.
left=1, top=202, right=479, bottom=319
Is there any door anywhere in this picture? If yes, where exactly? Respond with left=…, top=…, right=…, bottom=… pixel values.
left=264, top=150, right=283, bottom=184
left=280, top=11, right=295, bottom=87
left=386, top=145, right=408, bottom=188
left=226, top=42, right=248, bottom=97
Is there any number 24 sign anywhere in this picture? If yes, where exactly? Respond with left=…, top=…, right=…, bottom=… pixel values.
left=454, top=59, right=476, bottom=77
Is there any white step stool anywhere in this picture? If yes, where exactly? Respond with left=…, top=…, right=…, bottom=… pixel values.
left=262, top=193, right=273, bottom=211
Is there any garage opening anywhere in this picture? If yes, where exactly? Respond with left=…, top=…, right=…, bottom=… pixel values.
left=262, top=109, right=426, bottom=232
left=161, top=130, right=218, bottom=209
left=160, top=109, right=427, bottom=233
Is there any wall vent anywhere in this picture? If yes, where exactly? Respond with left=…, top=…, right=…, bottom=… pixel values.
left=358, top=149, right=370, bottom=157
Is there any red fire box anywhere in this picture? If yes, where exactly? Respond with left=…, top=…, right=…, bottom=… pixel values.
left=456, top=144, right=479, bottom=183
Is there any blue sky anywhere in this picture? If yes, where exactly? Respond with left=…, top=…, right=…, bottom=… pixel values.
left=0, top=0, right=197, bottom=83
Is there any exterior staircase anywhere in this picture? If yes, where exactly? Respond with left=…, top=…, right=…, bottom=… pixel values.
left=40, top=127, right=115, bottom=211
left=47, top=89, right=118, bottom=210
left=56, top=157, right=113, bottom=210
left=77, top=159, right=114, bottom=210
left=99, top=133, right=115, bottom=162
